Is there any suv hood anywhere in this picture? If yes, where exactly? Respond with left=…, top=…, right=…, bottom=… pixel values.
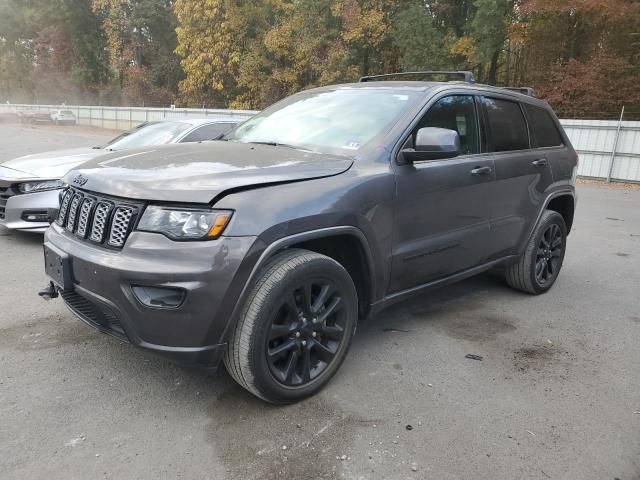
left=65, top=142, right=354, bottom=203
left=1, top=147, right=103, bottom=180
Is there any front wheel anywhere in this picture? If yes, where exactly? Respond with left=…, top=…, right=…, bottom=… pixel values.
left=505, top=210, right=567, bottom=294
left=224, top=249, right=358, bottom=404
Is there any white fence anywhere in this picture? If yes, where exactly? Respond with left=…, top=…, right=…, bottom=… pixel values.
left=1, top=103, right=639, bottom=182
left=560, top=119, right=640, bottom=183
left=1, top=103, right=257, bottom=130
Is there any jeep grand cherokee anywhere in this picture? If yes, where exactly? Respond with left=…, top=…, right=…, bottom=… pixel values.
left=41, top=72, right=577, bottom=403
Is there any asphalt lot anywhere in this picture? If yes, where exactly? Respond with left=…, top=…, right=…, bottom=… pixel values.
left=1, top=123, right=639, bottom=480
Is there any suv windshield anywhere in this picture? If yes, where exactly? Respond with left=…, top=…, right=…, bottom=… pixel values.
left=226, top=89, right=419, bottom=154
left=104, top=122, right=193, bottom=150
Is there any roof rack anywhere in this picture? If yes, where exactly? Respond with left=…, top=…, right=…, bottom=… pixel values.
left=502, top=87, right=537, bottom=97
left=359, top=71, right=476, bottom=84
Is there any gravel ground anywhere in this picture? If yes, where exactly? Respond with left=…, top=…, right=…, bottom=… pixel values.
left=1, top=124, right=639, bottom=480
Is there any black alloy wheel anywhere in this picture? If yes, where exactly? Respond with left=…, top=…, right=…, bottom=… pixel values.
left=505, top=210, right=568, bottom=294
left=266, top=279, right=347, bottom=387
left=535, top=223, right=563, bottom=286
left=224, top=249, right=358, bottom=404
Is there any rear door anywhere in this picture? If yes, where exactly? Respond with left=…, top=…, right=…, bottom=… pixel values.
left=523, top=103, right=574, bottom=182
left=390, top=93, right=495, bottom=293
left=481, top=96, right=554, bottom=259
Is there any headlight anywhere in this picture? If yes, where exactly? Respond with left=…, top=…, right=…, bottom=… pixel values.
left=18, top=180, right=64, bottom=193
left=137, top=206, right=233, bottom=240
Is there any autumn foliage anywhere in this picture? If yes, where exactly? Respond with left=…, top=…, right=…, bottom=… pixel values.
left=0, top=0, right=638, bottom=118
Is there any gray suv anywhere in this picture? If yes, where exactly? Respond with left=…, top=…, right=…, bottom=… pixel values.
left=41, top=72, right=577, bottom=403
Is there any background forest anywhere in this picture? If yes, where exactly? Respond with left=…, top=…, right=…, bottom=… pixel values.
left=0, top=0, right=638, bottom=118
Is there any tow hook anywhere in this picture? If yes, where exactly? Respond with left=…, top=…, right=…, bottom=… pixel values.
left=38, top=282, right=59, bottom=301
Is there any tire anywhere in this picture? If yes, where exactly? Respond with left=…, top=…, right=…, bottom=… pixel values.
left=224, top=248, right=358, bottom=404
left=505, top=210, right=567, bottom=294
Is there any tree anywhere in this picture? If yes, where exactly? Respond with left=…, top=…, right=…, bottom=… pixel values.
left=467, top=0, right=512, bottom=84
left=0, top=0, right=36, bottom=102
left=92, top=0, right=180, bottom=104
left=390, top=1, right=450, bottom=71
left=510, top=0, right=640, bottom=117
left=174, top=0, right=246, bottom=107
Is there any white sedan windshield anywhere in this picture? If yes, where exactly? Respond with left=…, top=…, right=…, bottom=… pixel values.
left=105, top=122, right=193, bottom=150
left=226, top=89, right=418, bottom=154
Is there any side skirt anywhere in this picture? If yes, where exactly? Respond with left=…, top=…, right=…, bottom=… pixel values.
left=368, top=255, right=519, bottom=317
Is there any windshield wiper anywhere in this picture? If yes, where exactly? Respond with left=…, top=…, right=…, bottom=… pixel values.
left=248, top=141, right=294, bottom=148
left=247, top=141, right=315, bottom=152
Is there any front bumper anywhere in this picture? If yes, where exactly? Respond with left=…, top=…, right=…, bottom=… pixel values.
left=45, top=224, right=260, bottom=367
left=0, top=187, right=60, bottom=232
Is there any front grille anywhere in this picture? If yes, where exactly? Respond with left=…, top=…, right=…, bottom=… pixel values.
left=60, top=290, right=127, bottom=338
left=75, top=197, right=95, bottom=238
left=108, top=207, right=134, bottom=247
left=56, top=189, right=73, bottom=226
left=65, top=193, right=83, bottom=232
left=89, top=202, right=112, bottom=243
left=0, top=183, right=21, bottom=220
left=56, top=187, right=140, bottom=249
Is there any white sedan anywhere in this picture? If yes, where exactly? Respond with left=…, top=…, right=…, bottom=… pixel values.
left=0, top=118, right=241, bottom=232
left=50, top=110, right=77, bottom=125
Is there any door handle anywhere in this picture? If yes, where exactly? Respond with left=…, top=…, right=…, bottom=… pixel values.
left=532, top=159, right=548, bottom=167
left=471, top=166, right=492, bottom=176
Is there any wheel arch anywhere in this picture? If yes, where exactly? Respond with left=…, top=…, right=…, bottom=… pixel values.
left=232, top=227, right=376, bottom=332
left=518, top=189, right=575, bottom=256
left=546, top=194, right=575, bottom=233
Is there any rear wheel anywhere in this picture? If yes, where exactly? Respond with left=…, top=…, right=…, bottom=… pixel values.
left=505, top=210, right=567, bottom=294
left=224, top=249, right=358, bottom=403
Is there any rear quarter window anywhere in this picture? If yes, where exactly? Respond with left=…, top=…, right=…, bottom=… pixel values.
left=482, top=97, right=530, bottom=152
left=523, top=104, right=564, bottom=148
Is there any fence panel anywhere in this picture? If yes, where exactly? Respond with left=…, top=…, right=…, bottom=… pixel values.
left=560, top=119, right=640, bottom=182
left=0, top=104, right=257, bottom=131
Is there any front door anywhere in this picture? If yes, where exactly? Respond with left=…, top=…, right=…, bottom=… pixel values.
left=389, top=94, right=494, bottom=294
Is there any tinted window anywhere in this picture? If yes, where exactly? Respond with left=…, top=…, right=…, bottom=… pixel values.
left=483, top=98, right=529, bottom=152
left=416, top=95, right=479, bottom=155
left=180, top=123, right=236, bottom=143
left=524, top=104, right=563, bottom=148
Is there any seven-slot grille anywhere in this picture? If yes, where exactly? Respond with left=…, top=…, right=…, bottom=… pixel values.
left=56, top=188, right=139, bottom=249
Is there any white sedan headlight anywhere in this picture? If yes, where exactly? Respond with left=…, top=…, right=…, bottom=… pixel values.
left=18, top=180, right=65, bottom=193
left=137, top=206, right=233, bottom=240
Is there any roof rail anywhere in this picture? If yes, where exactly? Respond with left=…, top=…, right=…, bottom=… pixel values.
left=359, top=71, right=476, bottom=84
left=502, top=87, right=537, bottom=97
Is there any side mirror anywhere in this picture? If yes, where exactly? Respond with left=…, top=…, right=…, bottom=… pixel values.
left=401, top=127, right=461, bottom=163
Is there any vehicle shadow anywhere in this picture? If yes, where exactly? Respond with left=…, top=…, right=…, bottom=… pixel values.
left=355, top=270, right=516, bottom=342
left=0, top=226, right=45, bottom=246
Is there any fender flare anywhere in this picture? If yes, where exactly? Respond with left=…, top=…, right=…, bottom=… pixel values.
left=221, top=226, right=377, bottom=342
left=519, top=189, right=576, bottom=254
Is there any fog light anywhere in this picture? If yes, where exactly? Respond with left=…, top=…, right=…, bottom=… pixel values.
left=21, top=211, right=50, bottom=222
left=132, top=285, right=185, bottom=308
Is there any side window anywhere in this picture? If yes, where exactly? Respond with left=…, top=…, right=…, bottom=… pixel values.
left=482, top=98, right=529, bottom=152
left=415, top=95, right=480, bottom=155
left=180, top=123, right=235, bottom=143
left=523, top=104, right=564, bottom=148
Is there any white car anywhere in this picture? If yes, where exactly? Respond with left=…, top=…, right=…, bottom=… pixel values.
left=50, top=110, right=77, bottom=125
left=0, top=118, right=242, bottom=232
